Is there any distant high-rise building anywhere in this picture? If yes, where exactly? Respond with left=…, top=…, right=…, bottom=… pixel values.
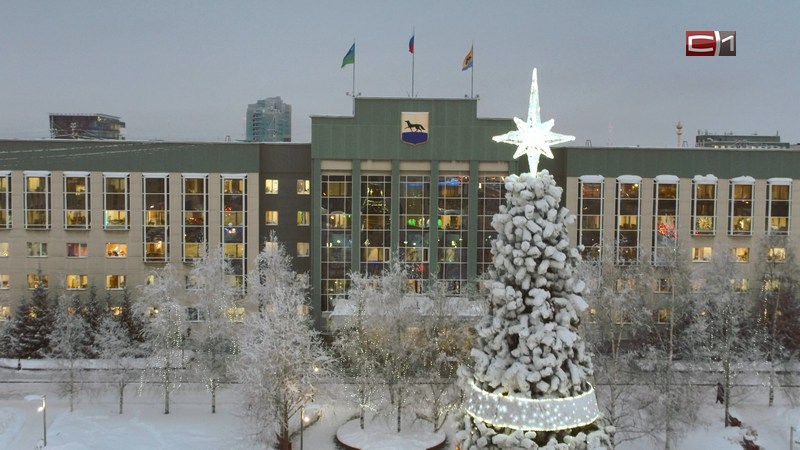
left=696, top=131, right=789, bottom=149
left=246, top=97, right=291, bottom=142
left=49, top=114, right=126, bottom=140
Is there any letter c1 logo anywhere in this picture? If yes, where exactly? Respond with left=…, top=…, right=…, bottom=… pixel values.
left=686, top=31, right=736, bottom=56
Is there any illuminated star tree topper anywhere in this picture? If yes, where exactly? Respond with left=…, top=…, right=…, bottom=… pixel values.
left=492, top=68, right=575, bottom=173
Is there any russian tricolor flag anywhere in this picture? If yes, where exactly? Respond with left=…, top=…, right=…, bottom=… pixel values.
left=408, top=34, right=414, bottom=54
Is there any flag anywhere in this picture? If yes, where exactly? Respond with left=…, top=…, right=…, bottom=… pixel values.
left=408, top=35, right=415, bottom=54
left=462, top=46, right=473, bottom=71
left=341, top=43, right=355, bottom=68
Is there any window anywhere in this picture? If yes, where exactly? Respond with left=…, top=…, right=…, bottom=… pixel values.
left=106, top=243, right=127, bottom=257
left=692, top=176, right=717, bottom=235
left=437, top=174, right=467, bottom=293
left=767, top=247, right=787, bottom=263
left=0, top=305, right=9, bottom=320
left=264, top=241, right=278, bottom=252
left=297, top=211, right=310, bottom=226
left=478, top=176, right=506, bottom=277
left=656, top=308, right=671, bottom=324
left=264, top=179, right=278, bottom=194
left=226, top=306, right=245, bottom=322
left=653, top=177, right=678, bottom=265
left=0, top=242, right=8, bottom=257
left=616, top=177, right=641, bottom=264
left=265, top=210, right=278, bottom=225
left=0, top=275, right=9, bottom=289
left=731, top=278, right=749, bottom=293
left=732, top=247, right=750, bottom=263
left=655, top=278, right=672, bottom=293
left=66, top=242, right=88, bottom=258
left=729, top=178, right=753, bottom=236
left=578, top=177, right=603, bottom=260
left=106, top=275, right=126, bottom=290
left=764, top=278, right=782, bottom=292
left=110, top=306, right=123, bottom=316
left=27, top=242, right=48, bottom=257
left=692, top=247, right=712, bottom=262
left=0, top=172, right=11, bottom=229
left=145, top=274, right=156, bottom=286
left=183, top=174, right=208, bottom=261
left=104, top=173, right=130, bottom=230
left=64, top=172, right=90, bottom=229
left=296, top=179, right=310, bottom=195
left=297, top=242, right=310, bottom=257
left=615, top=278, right=636, bottom=292
left=766, top=179, right=791, bottom=234
left=24, top=171, right=51, bottom=229
left=321, top=174, right=353, bottom=312
left=222, top=175, right=246, bottom=290
left=185, top=275, right=200, bottom=290
left=27, top=273, right=48, bottom=289
left=186, top=307, right=205, bottom=322
left=144, top=174, right=169, bottom=262
left=66, top=274, right=88, bottom=290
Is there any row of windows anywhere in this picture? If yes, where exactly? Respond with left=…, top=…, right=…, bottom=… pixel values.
left=609, top=275, right=782, bottom=297
left=0, top=304, right=246, bottom=323
left=264, top=179, right=310, bottom=195
left=690, top=246, right=786, bottom=263
left=0, top=242, right=126, bottom=258
left=264, top=211, right=310, bottom=226
left=577, top=176, right=792, bottom=263
left=0, top=273, right=126, bottom=290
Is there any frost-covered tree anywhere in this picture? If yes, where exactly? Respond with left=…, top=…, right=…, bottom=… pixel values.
left=95, top=315, right=141, bottom=414
left=692, top=247, right=756, bottom=426
left=580, top=241, right=658, bottom=448
left=234, top=241, right=331, bottom=450
left=187, top=246, right=240, bottom=414
left=135, top=264, right=186, bottom=414
left=49, top=293, right=91, bottom=412
left=332, top=270, right=383, bottom=430
left=457, top=171, right=610, bottom=449
left=116, top=287, right=145, bottom=347
left=81, top=285, right=110, bottom=358
left=4, top=279, right=53, bottom=359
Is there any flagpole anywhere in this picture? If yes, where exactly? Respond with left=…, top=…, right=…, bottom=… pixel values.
left=470, top=42, right=474, bottom=99
left=352, top=40, right=356, bottom=114
left=411, top=28, right=415, bottom=97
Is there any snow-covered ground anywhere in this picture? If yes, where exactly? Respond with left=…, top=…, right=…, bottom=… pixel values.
left=1, top=364, right=798, bottom=449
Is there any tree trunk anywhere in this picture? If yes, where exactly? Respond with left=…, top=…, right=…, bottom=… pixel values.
left=164, top=367, right=171, bottom=414
left=397, top=389, right=402, bottom=433
left=211, top=378, right=216, bottom=414
left=119, top=383, right=124, bottom=414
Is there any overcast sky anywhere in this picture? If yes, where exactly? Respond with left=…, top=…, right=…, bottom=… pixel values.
left=1, top=1, right=797, bottom=147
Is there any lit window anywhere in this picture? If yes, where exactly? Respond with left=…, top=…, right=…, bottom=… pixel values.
left=186, top=307, right=205, bottom=322
left=296, top=179, right=310, bottom=195
left=27, top=242, right=48, bottom=257
left=297, top=211, right=310, bottom=226
left=24, top=172, right=51, bottom=229
left=764, top=278, right=782, bottom=292
left=767, top=247, right=787, bottom=263
left=265, top=211, right=278, bottom=225
left=264, top=179, right=279, bottom=194
left=729, top=179, right=753, bottom=236
left=106, top=275, right=126, bottom=290
left=66, top=242, right=88, bottom=258
left=656, top=308, right=671, bottom=323
left=692, top=177, right=717, bottom=235
left=226, top=307, right=245, bottom=322
left=616, top=177, right=641, bottom=264
left=0, top=242, right=8, bottom=257
left=0, top=305, right=9, bottom=320
left=145, top=274, right=156, bottom=286
left=144, top=174, right=169, bottom=262
left=104, top=174, right=130, bottom=230
left=297, top=242, right=310, bottom=257
left=731, top=278, right=749, bottom=293
left=0, top=274, right=9, bottom=289
left=27, top=273, right=48, bottom=289
left=264, top=241, right=278, bottom=251
left=66, top=274, right=89, bottom=290
left=110, top=306, right=123, bottom=316
left=64, top=173, right=90, bottom=230
left=106, top=243, right=127, bottom=257
left=766, top=179, right=791, bottom=234
left=615, top=278, right=635, bottom=292
left=692, top=247, right=712, bottom=262
left=0, top=172, right=10, bottom=229
left=732, top=247, right=749, bottom=263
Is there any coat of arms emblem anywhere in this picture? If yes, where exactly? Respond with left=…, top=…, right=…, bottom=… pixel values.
left=401, top=112, right=428, bottom=145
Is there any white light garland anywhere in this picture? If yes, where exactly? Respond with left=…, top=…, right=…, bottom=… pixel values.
left=463, top=379, right=600, bottom=431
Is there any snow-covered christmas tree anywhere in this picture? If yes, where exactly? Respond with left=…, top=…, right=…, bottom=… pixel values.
left=457, top=69, right=610, bottom=449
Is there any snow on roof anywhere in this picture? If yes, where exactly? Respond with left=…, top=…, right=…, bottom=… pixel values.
left=693, top=174, right=718, bottom=183
left=654, top=175, right=680, bottom=183
left=578, top=175, right=604, bottom=183
left=731, top=175, right=755, bottom=184
left=616, top=175, right=641, bottom=183
left=768, top=177, right=792, bottom=185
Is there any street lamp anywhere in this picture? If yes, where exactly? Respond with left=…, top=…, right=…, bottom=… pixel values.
left=37, top=395, right=46, bottom=447
left=300, top=404, right=304, bottom=450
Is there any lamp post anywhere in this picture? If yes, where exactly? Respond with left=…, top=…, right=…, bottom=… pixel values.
left=37, top=395, right=46, bottom=447
left=300, top=404, right=304, bottom=450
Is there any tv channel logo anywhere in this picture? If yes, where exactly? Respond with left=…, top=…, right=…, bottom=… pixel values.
left=686, top=31, right=736, bottom=56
